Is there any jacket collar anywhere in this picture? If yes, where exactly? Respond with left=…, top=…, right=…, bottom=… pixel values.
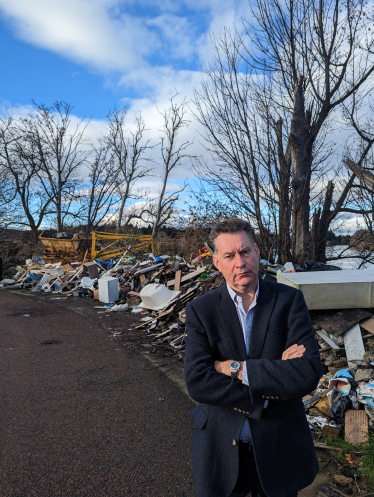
left=215, top=278, right=276, bottom=360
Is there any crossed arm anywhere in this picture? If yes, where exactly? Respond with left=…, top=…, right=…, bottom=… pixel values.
left=184, top=290, right=322, bottom=411
left=214, top=344, right=306, bottom=380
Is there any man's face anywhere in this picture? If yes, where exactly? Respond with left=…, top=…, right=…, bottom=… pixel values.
left=213, top=231, right=260, bottom=294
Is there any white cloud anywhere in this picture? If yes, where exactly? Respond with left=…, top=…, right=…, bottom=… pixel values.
left=0, top=0, right=157, bottom=72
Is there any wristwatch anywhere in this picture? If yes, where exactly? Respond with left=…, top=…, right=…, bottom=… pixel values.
left=229, top=361, right=241, bottom=379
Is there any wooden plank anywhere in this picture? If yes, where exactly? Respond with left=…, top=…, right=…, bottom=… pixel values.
left=360, top=317, right=374, bottom=335
left=139, top=274, right=146, bottom=283
left=60, top=266, right=84, bottom=291
left=167, top=267, right=206, bottom=287
left=343, top=323, right=366, bottom=367
left=62, top=264, right=74, bottom=272
left=345, top=410, right=368, bottom=444
left=174, top=270, right=182, bottom=291
left=313, top=443, right=342, bottom=452
left=315, top=329, right=340, bottom=350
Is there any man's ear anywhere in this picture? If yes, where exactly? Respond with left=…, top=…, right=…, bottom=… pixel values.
left=213, top=254, right=220, bottom=270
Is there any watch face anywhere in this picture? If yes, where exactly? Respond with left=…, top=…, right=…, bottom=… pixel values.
left=230, top=361, right=240, bottom=370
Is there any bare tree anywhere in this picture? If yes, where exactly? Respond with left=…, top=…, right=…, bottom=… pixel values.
left=103, top=108, right=153, bottom=232
left=194, top=0, right=374, bottom=264
left=25, top=101, right=89, bottom=232
left=143, top=98, right=191, bottom=238
left=0, top=111, right=53, bottom=240
left=0, top=161, right=19, bottom=230
left=81, top=144, right=124, bottom=232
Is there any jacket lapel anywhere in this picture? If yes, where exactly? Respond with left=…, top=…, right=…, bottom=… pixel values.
left=248, top=278, right=276, bottom=359
left=215, top=284, right=247, bottom=360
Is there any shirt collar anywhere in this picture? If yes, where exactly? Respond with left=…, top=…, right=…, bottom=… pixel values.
left=226, top=280, right=259, bottom=312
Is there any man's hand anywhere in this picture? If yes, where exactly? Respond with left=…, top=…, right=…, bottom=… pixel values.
left=214, top=360, right=243, bottom=380
left=282, top=344, right=305, bottom=360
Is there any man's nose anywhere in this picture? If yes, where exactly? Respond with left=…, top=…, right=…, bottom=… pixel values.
left=234, top=253, right=246, bottom=267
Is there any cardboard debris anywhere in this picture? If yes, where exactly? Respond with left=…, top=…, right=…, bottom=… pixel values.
left=310, top=309, right=372, bottom=336
left=360, top=317, right=374, bottom=335
left=315, top=397, right=331, bottom=417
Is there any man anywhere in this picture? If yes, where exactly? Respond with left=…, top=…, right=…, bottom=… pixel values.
left=184, top=218, right=322, bottom=497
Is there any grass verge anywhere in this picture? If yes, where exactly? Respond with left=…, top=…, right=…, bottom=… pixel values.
left=322, top=433, right=374, bottom=491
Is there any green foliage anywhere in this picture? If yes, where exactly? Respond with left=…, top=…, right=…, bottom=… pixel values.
left=323, top=433, right=374, bottom=490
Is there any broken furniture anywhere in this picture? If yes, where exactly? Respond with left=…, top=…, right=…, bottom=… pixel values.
left=83, top=261, right=100, bottom=279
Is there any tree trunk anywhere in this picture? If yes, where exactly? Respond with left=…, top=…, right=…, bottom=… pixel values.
left=56, top=202, right=62, bottom=232
left=290, top=76, right=311, bottom=264
left=117, top=180, right=131, bottom=233
left=152, top=167, right=168, bottom=239
left=311, top=180, right=334, bottom=263
left=276, top=119, right=292, bottom=264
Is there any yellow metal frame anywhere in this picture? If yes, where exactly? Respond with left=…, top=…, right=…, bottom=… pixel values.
left=91, top=232, right=155, bottom=260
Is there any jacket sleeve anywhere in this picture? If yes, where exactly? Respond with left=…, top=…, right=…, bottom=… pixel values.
left=245, top=290, right=322, bottom=404
left=184, top=302, right=253, bottom=411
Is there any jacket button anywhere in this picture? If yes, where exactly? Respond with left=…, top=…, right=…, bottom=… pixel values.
left=261, top=395, right=265, bottom=399
left=246, top=411, right=251, bottom=415
left=233, top=407, right=238, bottom=411
left=232, top=439, right=237, bottom=446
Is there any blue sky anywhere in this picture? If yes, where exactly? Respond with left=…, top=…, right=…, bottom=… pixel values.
left=0, top=0, right=250, bottom=120
left=0, top=0, right=252, bottom=225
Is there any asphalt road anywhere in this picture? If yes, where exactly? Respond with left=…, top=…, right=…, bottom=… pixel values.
left=0, top=290, right=196, bottom=497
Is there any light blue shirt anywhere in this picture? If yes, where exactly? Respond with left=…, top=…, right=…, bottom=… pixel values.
left=226, top=282, right=266, bottom=442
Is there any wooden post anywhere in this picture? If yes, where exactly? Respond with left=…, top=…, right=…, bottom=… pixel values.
left=174, top=270, right=182, bottom=291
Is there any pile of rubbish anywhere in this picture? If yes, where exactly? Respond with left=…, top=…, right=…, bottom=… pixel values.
left=303, top=312, right=374, bottom=442
left=3, top=252, right=374, bottom=441
left=0, top=249, right=221, bottom=360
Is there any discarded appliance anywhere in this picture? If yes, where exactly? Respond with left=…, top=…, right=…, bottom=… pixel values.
left=98, top=276, right=119, bottom=303
left=277, top=269, right=374, bottom=309
left=139, top=283, right=181, bottom=310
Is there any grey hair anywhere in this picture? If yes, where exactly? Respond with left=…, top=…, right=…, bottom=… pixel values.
left=209, top=218, right=254, bottom=254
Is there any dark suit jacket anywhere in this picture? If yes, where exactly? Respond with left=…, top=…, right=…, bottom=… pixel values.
left=184, top=278, right=322, bottom=497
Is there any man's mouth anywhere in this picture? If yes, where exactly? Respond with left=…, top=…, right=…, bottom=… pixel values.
left=236, top=271, right=251, bottom=277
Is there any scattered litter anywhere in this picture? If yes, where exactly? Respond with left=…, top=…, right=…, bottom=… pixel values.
left=109, top=304, right=128, bottom=312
